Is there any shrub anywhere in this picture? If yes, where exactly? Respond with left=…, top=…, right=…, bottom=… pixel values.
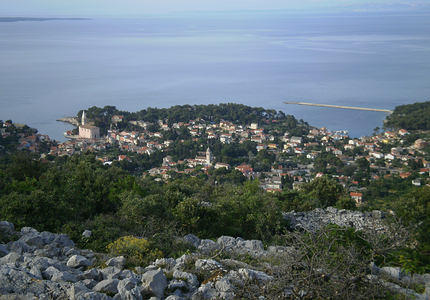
left=106, top=235, right=163, bottom=268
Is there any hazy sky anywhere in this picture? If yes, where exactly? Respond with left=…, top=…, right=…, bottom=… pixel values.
left=1, top=0, right=429, bottom=16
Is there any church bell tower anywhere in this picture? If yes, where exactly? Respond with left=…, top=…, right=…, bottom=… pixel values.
left=81, top=111, right=86, bottom=126
left=206, top=147, right=213, bottom=165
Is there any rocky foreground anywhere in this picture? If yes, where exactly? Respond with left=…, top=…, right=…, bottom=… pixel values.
left=1, top=207, right=430, bottom=299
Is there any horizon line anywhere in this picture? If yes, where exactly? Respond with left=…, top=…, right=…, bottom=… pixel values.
left=2, top=8, right=430, bottom=18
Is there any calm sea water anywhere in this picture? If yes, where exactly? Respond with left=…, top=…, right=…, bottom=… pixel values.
left=1, top=12, right=430, bottom=141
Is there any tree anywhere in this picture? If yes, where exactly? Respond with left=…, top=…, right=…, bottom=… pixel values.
left=373, top=126, right=380, bottom=135
left=394, top=187, right=430, bottom=248
left=214, top=181, right=284, bottom=240
left=356, top=157, right=370, bottom=171
left=173, top=197, right=216, bottom=235
left=336, top=196, right=357, bottom=210
left=0, top=190, right=66, bottom=231
left=314, top=152, right=344, bottom=174
left=301, top=176, right=345, bottom=208
left=119, top=192, right=168, bottom=226
left=6, top=152, right=47, bottom=181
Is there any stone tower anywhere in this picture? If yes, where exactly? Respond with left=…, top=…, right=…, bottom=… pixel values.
left=206, top=147, right=213, bottom=165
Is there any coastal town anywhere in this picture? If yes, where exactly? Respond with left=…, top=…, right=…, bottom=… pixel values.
left=3, top=104, right=428, bottom=207
left=2, top=103, right=430, bottom=300
left=2, top=5, right=430, bottom=298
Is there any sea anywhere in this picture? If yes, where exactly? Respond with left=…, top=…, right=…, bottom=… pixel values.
left=1, top=11, right=430, bottom=142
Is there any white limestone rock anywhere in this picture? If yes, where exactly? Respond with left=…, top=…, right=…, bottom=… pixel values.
left=67, top=255, right=92, bottom=268
left=166, top=295, right=186, bottom=300
left=141, top=268, right=167, bottom=299
left=198, top=239, right=220, bottom=254
left=80, top=268, right=104, bottom=281
left=0, top=264, right=69, bottom=299
left=195, top=259, right=223, bottom=272
left=93, top=278, right=120, bottom=294
left=0, top=251, right=22, bottom=265
left=238, top=268, right=273, bottom=282
left=173, top=270, right=199, bottom=289
left=100, top=266, right=123, bottom=280
left=155, top=257, right=177, bottom=271
left=117, top=278, right=141, bottom=300
left=106, top=256, right=126, bottom=269
left=51, top=271, right=79, bottom=283
left=183, top=234, right=201, bottom=248
left=380, top=266, right=403, bottom=281
left=7, top=240, right=32, bottom=254
left=82, top=230, right=92, bottom=238
left=191, top=282, right=218, bottom=300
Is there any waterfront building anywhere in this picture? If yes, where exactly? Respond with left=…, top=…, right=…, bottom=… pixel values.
left=79, top=110, right=100, bottom=139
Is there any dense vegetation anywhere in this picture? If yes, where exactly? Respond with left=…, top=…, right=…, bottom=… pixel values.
left=0, top=152, right=341, bottom=248
left=0, top=152, right=283, bottom=256
left=0, top=151, right=429, bottom=274
left=385, top=100, right=430, bottom=130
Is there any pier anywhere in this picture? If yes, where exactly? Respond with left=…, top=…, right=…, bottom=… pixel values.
left=284, top=102, right=393, bottom=114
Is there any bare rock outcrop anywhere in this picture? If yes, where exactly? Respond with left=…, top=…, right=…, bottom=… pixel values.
left=1, top=218, right=428, bottom=300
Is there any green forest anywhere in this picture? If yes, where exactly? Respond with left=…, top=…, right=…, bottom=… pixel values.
left=385, top=100, right=430, bottom=130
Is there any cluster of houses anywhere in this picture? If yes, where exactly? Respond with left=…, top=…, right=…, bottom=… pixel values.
left=106, top=129, right=168, bottom=155
left=147, top=148, right=218, bottom=178
left=186, top=120, right=275, bottom=145
left=1, top=121, right=52, bottom=153
left=16, top=134, right=51, bottom=153
left=47, top=113, right=430, bottom=206
left=48, top=139, right=110, bottom=157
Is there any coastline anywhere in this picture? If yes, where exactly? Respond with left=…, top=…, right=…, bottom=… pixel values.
left=56, top=117, right=79, bottom=127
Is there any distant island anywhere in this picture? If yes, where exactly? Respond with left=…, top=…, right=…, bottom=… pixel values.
left=0, top=17, right=90, bottom=22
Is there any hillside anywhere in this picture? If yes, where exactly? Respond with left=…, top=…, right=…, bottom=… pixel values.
left=385, top=101, right=430, bottom=130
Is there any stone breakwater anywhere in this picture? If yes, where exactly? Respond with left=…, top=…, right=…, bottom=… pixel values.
left=283, top=206, right=388, bottom=233
left=1, top=219, right=430, bottom=300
